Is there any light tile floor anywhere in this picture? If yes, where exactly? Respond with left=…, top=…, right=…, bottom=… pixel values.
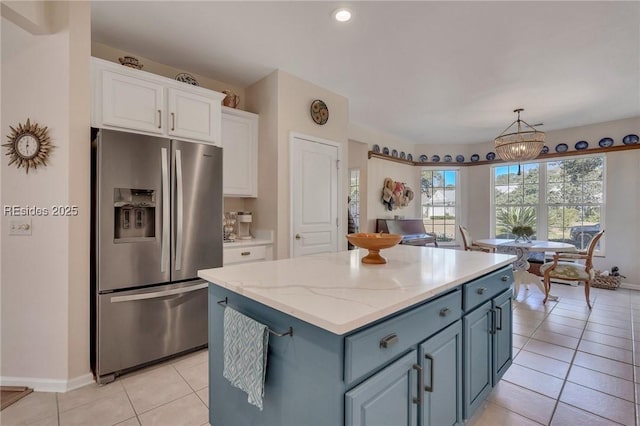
left=2, top=283, right=640, bottom=426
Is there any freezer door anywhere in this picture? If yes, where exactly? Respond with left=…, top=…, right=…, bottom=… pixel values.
left=171, top=140, right=223, bottom=281
left=96, top=280, right=208, bottom=379
left=97, top=130, right=171, bottom=291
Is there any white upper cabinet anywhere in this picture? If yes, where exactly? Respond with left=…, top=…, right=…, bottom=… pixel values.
left=222, top=107, right=258, bottom=197
left=167, top=88, right=220, bottom=143
left=92, top=57, right=224, bottom=145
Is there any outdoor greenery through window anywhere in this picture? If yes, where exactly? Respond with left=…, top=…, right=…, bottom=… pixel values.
left=349, top=168, right=360, bottom=232
left=421, top=169, right=457, bottom=244
left=493, top=155, right=604, bottom=251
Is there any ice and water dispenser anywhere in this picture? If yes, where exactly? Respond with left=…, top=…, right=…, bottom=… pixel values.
left=114, top=188, right=156, bottom=242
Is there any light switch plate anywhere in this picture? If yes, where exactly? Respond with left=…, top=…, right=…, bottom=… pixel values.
left=9, top=218, right=32, bottom=236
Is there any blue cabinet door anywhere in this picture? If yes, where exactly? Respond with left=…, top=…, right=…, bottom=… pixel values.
left=492, top=290, right=513, bottom=384
left=463, top=300, right=492, bottom=420
left=345, top=350, right=419, bottom=426
left=419, top=320, right=462, bottom=426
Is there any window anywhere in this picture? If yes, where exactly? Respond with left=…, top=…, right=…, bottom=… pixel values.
left=492, top=155, right=605, bottom=251
left=421, top=169, right=458, bottom=244
left=349, top=168, right=360, bottom=232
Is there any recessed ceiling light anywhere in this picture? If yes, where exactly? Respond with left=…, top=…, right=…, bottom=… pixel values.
left=333, top=8, right=352, bottom=23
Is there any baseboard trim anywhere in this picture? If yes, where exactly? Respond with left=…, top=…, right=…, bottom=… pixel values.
left=0, top=373, right=94, bottom=393
left=620, top=282, right=640, bottom=291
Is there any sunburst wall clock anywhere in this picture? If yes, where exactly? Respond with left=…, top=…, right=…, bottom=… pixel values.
left=3, top=118, right=53, bottom=173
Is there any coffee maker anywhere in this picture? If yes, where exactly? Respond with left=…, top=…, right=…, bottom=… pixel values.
left=237, top=211, right=253, bottom=240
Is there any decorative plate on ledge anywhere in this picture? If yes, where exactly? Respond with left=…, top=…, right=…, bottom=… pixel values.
left=623, top=134, right=639, bottom=145
left=175, top=72, right=199, bottom=86
left=598, top=137, right=614, bottom=148
left=470, top=154, right=480, bottom=162
left=432, top=155, right=440, bottom=162
left=383, top=147, right=390, bottom=155
left=372, top=144, right=380, bottom=153
left=444, top=155, right=452, bottom=162
left=541, top=145, right=550, bottom=154
left=486, top=152, right=496, bottom=161
left=407, top=153, right=413, bottom=161
left=419, top=154, right=428, bottom=163
left=391, top=149, right=399, bottom=158
left=400, top=151, right=406, bottom=159
left=456, top=155, right=465, bottom=163
left=575, top=140, right=589, bottom=150
left=555, top=143, right=569, bottom=153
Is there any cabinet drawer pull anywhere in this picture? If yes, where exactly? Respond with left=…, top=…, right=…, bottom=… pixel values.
left=171, top=112, right=176, bottom=131
left=241, top=251, right=251, bottom=256
left=412, top=364, right=423, bottom=405
left=424, top=354, right=434, bottom=393
left=379, top=333, right=398, bottom=349
left=490, top=309, right=496, bottom=335
left=157, top=110, right=162, bottom=128
left=501, top=275, right=509, bottom=282
left=439, top=308, right=450, bottom=317
left=476, top=287, right=487, bottom=295
left=496, top=306, right=503, bottom=331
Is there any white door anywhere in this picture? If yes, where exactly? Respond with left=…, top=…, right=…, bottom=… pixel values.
left=167, top=88, right=221, bottom=144
left=102, top=70, right=164, bottom=134
left=291, top=135, right=340, bottom=257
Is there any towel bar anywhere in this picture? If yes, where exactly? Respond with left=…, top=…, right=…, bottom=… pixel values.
left=217, top=297, right=294, bottom=337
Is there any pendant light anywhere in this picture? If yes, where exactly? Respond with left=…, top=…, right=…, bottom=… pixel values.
left=494, top=108, right=545, bottom=174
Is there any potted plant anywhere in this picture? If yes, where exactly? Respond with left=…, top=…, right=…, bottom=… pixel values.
left=512, top=225, right=534, bottom=243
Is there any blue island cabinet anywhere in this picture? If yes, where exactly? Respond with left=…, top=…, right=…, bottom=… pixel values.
left=208, top=265, right=513, bottom=426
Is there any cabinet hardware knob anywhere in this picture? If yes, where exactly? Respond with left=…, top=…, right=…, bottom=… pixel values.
left=241, top=251, right=251, bottom=256
left=295, top=234, right=302, bottom=240
left=501, top=275, right=509, bottom=282
left=439, top=308, right=450, bottom=317
left=379, top=333, right=398, bottom=349
left=477, top=287, right=486, bottom=295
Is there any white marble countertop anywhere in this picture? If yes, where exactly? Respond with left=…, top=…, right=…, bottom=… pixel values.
left=198, top=245, right=515, bottom=335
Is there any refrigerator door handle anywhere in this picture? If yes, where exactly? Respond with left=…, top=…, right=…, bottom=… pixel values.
left=175, top=149, right=184, bottom=271
left=110, top=282, right=208, bottom=303
left=161, top=147, right=170, bottom=273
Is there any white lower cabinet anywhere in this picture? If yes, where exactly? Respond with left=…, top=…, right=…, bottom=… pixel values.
left=223, top=242, right=272, bottom=266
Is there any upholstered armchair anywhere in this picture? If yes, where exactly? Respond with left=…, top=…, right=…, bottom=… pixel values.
left=459, top=225, right=493, bottom=253
left=541, top=230, right=605, bottom=309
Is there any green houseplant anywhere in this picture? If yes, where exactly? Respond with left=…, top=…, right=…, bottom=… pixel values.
left=512, top=225, right=534, bottom=242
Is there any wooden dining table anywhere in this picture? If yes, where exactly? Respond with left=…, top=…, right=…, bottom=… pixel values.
left=475, top=239, right=577, bottom=300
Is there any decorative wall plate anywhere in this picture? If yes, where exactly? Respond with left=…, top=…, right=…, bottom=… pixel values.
left=383, top=147, right=390, bottom=155
left=555, top=143, right=569, bottom=153
left=470, top=154, right=480, bottom=162
left=575, top=140, right=589, bottom=150
left=400, top=151, right=406, bottom=159
left=419, top=154, right=428, bottom=163
left=541, top=145, right=549, bottom=154
left=486, top=152, right=496, bottom=161
left=310, top=99, right=329, bottom=125
left=598, top=137, right=614, bottom=148
left=456, top=155, right=465, bottom=163
left=372, top=144, right=380, bottom=153
left=623, top=134, right=639, bottom=145
left=391, top=149, right=399, bottom=158
left=175, top=72, right=199, bottom=86
left=444, top=155, right=452, bottom=162
left=431, top=155, right=440, bottom=162
left=407, top=153, right=413, bottom=161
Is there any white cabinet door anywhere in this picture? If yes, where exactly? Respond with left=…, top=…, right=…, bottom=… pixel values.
left=168, top=89, right=220, bottom=144
left=101, top=70, right=164, bottom=134
left=222, top=108, right=258, bottom=197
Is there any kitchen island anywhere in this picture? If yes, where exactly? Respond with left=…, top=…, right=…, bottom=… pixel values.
left=199, top=245, right=516, bottom=426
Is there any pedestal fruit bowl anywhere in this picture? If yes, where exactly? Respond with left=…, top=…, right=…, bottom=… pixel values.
left=346, top=233, right=402, bottom=264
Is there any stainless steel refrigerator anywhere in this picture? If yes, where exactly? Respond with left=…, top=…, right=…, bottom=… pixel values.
left=91, top=128, right=222, bottom=384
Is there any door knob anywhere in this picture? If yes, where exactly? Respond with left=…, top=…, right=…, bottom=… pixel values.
left=295, top=234, right=302, bottom=240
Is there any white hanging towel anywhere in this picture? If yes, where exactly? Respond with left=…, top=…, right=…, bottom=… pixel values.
left=222, top=307, right=269, bottom=410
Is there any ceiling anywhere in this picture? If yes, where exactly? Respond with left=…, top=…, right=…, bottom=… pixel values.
left=91, top=1, right=640, bottom=145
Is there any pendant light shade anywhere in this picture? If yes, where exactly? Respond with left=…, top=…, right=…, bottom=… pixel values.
left=494, top=109, right=545, bottom=162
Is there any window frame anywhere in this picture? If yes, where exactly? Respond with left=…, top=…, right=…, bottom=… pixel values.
left=490, top=153, right=606, bottom=255
left=420, top=167, right=460, bottom=246
left=349, top=168, right=360, bottom=233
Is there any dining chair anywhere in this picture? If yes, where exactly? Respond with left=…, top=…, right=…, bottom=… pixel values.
left=541, top=230, right=605, bottom=309
left=459, top=225, right=493, bottom=253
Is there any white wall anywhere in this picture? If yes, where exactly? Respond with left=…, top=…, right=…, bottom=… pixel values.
left=1, top=2, right=92, bottom=391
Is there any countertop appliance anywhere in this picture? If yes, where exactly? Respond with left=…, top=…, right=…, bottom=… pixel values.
left=91, top=128, right=223, bottom=384
left=237, top=211, right=252, bottom=240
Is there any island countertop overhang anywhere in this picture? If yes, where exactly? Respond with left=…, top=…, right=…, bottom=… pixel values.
left=198, top=245, right=516, bottom=335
